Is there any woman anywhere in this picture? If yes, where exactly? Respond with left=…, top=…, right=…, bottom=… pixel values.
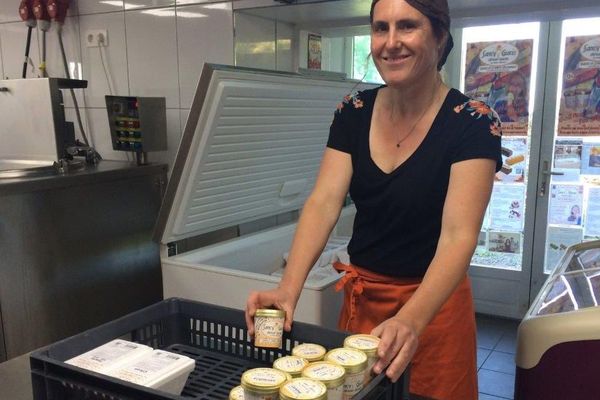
left=245, top=0, right=502, bottom=398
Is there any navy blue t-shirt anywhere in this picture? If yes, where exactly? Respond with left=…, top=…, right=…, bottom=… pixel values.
left=327, top=87, right=503, bottom=278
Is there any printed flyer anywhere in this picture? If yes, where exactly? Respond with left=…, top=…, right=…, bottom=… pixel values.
left=584, top=187, right=600, bottom=237
left=581, top=142, right=600, bottom=175
left=544, top=226, right=583, bottom=274
left=464, top=39, right=533, bottom=135
left=496, top=138, right=527, bottom=182
left=557, top=34, right=600, bottom=136
left=549, top=184, right=584, bottom=226
left=307, top=33, right=322, bottom=70
left=488, top=231, right=521, bottom=254
left=554, top=139, right=582, bottom=169
left=489, top=184, right=526, bottom=231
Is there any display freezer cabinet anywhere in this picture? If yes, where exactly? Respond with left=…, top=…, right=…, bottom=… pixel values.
left=154, top=64, right=375, bottom=329
left=515, top=240, right=600, bottom=399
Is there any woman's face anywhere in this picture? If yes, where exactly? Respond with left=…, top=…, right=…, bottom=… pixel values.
left=370, top=0, right=441, bottom=88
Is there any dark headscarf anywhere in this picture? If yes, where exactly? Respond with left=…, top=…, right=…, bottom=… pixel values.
left=369, top=0, right=454, bottom=70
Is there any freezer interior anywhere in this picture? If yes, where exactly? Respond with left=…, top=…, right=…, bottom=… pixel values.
left=170, top=208, right=354, bottom=290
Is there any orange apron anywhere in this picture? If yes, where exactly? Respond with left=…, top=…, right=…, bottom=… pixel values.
left=333, top=262, right=477, bottom=400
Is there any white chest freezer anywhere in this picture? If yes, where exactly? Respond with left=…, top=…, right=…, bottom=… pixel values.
left=154, top=64, right=375, bottom=329
left=515, top=240, right=600, bottom=399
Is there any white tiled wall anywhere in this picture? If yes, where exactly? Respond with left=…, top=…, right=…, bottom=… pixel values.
left=0, top=0, right=234, bottom=170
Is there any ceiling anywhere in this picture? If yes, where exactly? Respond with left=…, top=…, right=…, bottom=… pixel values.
left=236, top=0, right=600, bottom=34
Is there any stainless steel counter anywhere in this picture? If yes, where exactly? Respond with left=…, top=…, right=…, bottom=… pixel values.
left=0, top=160, right=168, bottom=361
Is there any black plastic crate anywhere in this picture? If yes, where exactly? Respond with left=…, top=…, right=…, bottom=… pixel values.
left=30, top=298, right=408, bottom=400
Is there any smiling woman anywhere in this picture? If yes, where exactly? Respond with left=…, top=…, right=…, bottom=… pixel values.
left=244, top=1, right=502, bottom=399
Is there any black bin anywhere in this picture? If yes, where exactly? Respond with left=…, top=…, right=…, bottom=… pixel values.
left=30, top=298, right=407, bottom=400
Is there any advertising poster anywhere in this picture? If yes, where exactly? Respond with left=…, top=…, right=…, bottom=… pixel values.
left=488, top=231, right=521, bottom=254
left=544, top=226, right=583, bottom=274
left=464, top=39, right=533, bottom=135
left=489, top=184, right=525, bottom=231
left=585, top=187, right=600, bottom=237
left=496, top=138, right=527, bottom=182
left=557, top=35, right=600, bottom=136
left=554, top=139, right=582, bottom=169
left=549, top=184, right=584, bottom=226
left=307, top=33, right=322, bottom=70
left=581, top=142, right=600, bottom=175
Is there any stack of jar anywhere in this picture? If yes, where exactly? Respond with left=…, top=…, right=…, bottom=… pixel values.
left=229, top=336, right=380, bottom=400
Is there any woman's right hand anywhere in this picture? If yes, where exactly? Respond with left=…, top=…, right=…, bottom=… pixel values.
left=245, top=287, right=297, bottom=336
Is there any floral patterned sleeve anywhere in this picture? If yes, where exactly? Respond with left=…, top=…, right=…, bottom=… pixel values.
left=326, top=93, right=363, bottom=154
left=451, top=100, right=503, bottom=172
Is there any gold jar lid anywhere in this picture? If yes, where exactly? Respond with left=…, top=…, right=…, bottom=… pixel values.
left=279, top=378, right=327, bottom=400
left=229, top=385, right=244, bottom=400
left=273, top=356, right=309, bottom=376
left=241, top=368, right=289, bottom=393
left=301, top=361, right=345, bottom=388
left=255, top=309, right=286, bottom=318
left=325, top=348, right=368, bottom=374
left=291, top=343, right=327, bottom=362
left=343, top=334, right=380, bottom=356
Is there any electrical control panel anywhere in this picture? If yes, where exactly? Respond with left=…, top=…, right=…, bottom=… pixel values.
left=105, top=96, right=167, bottom=153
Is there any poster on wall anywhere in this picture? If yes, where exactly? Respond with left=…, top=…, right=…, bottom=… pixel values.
left=307, top=33, right=322, bottom=70
left=544, top=226, right=583, bottom=274
left=585, top=187, right=600, bottom=238
left=496, top=138, right=527, bottom=182
left=464, top=39, right=533, bottom=135
left=548, top=184, right=584, bottom=226
left=557, top=35, right=600, bottom=136
left=581, top=142, right=600, bottom=175
left=489, top=184, right=525, bottom=231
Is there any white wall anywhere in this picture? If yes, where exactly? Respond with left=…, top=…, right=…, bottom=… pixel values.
left=0, top=0, right=234, bottom=171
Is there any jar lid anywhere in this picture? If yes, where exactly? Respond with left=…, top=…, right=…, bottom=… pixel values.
left=273, top=356, right=309, bottom=375
left=291, top=343, right=327, bottom=362
left=301, top=361, right=345, bottom=387
left=325, top=348, right=368, bottom=374
left=343, top=334, right=380, bottom=356
left=241, top=368, right=289, bottom=393
left=279, top=378, right=327, bottom=400
left=255, top=309, right=286, bottom=318
left=229, top=385, right=244, bottom=400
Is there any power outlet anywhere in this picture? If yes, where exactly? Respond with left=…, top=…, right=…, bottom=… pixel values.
left=85, top=29, right=108, bottom=48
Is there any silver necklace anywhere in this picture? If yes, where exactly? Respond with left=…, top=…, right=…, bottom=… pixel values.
left=393, top=82, right=441, bottom=148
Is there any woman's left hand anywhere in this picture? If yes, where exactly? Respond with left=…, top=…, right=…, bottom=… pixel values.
left=370, top=316, right=419, bottom=382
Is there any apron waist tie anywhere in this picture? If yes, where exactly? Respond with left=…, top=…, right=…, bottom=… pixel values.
left=333, top=262, right=364, bottom=331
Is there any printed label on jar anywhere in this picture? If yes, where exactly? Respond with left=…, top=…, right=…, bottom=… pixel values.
left=254, top=316, right=284, bottom=348
left=292, top=343, right=326, bottom=361
left=343, top=371, right=364, bottom=400
left=273, top=356, right=308, bottom=375
left=327, top=384, right=344, bottom=400
left=280, top=378, right=327, bottom=400
left=344, top=335, right=379, bottom=353
left=243, top=390, right=277, bottom=400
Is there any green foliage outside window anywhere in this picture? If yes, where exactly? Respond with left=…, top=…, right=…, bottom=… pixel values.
left=352, top=35, right=384, bottom=84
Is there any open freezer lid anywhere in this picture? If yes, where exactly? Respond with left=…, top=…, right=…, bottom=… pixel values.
left=155, top=64, right=374, bottom=244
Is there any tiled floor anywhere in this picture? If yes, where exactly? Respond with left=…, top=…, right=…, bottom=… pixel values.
left=476, top=314, right=521, bottom=400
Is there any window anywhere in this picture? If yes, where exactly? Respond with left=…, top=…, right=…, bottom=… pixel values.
left=352, top=36, right=384, bottom=84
